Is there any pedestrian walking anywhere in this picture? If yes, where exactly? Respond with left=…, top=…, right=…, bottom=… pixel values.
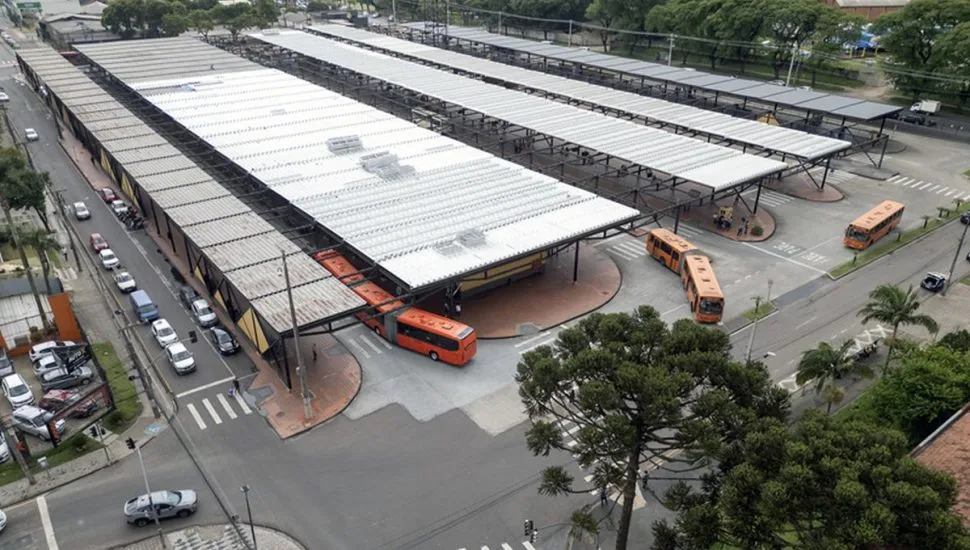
left=599, top=489, right=609, bottom=508
left=454, top=303, right=462, bottom=319
left=312, top=343, right=318, bottom=364
left=737, top=225, right=743, bottom=237
left=743, top=221, right=750, bottom=235
left=232, top=378, right=240, bottom=395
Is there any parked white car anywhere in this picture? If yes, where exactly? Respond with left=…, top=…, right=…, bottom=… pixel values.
left=111, top=200, right=129, bottom=217
left=24, top=128, right=38, bottom=141
left=29, top=340, right=76, bottom=362
left=190, top=300, right=217, bottom=327
left=2, top=373, right=34, bottom=409
left=99, top=248, right=120, bottom=269
left=32, top=355, right=62, bottom=378
left=151, top=319, right=178, bottom=348
left=165, top=342, right=195, bottom=374
left=114, top=271, right=137, bottom=293
left=73, top=201, right=91, bottom=220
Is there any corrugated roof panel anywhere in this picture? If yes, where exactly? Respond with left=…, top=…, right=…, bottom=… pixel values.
left=166, top=195, right=250, bottom=227
left=203, top=232, right=302, bottom=274
left=134, top=167, right=213, bottom=192
left=223, top=252, right=326, bottom=300
left=250, top=277, right=365, bottom=334
left=111, top=143, right=183, bottom=165
left=101, top=134, right=169, bottom=153
left=148, top=180, right=229, bottom=208
left=182, top=212, right=276, bottom=249
left=125, top=155, right=197, bottom=177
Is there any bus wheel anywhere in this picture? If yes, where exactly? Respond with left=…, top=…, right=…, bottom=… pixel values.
left=429, top=351, right=439, bottom=361
left=373, top=325, right=382, bottom=337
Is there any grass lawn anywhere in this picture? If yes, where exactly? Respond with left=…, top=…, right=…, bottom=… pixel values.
left=742, top=301, right=776, bottom=321
left=0, top=242, right=39, bottom=263
left=92, top=342, right=143, bottom=432
left=830, top=204, right=970, bottom=278
left=0, top=433, right=100, bottom=486
left=964, top=168, right=970, bottom=178
left=962, top=273, right=970, bottom=286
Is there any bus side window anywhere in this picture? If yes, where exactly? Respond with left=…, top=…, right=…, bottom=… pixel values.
left=671, top=251, right=679, bottom=264
left=660, top=242, right=672, bottom=255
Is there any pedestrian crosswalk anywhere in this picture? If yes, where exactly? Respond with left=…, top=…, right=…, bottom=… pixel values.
left=344, top=328, right=393, bottom=360
left=741, top=188, right=794, bottom=208
left=184, top=390, right=253, bottom=430
left=516, top=322, right=572, bottom=356
left=601, top=226, right=700, bottom=262
left=807, top=166, right=857, bottom=187
left=458, top=543, right=536, bottom=550
left=556, top=416, right=648, bottom=511
left=885, top=174, right=970, bottom=200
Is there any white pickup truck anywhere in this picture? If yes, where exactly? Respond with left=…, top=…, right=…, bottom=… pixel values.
left=900, top=99, right=940, bottom=126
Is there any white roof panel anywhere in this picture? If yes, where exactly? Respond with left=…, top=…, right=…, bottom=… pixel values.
left=248, top=31, right=786, bottom=190
left=309, top=25, right=850, bottom=160
left=77, top=39, right=640, bottom=290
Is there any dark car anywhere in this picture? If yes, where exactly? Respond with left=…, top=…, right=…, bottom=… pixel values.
left=961, top=212, right=970, bottom=225
left=178, top=285, right=199, bottom=307
left=209, top=327, right=239, bottom=355
left=40, top=366, right=94, bottom=392
left=921, top=272, right=946, bottom=292
left=38, top=389, right=98, bottom=418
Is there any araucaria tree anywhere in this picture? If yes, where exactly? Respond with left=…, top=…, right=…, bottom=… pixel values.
left=516, top=306, right=789, bottom=550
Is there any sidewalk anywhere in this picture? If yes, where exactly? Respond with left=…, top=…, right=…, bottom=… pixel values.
left=121, top=524, right=305, bottom=550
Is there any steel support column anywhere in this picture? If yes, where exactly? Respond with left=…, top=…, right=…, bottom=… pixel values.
left=573, top=240, right=580, bottom=283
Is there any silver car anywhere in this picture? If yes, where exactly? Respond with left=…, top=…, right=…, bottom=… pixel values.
left=124, top=490, right=198, bottom=526
left=190, top=300, right=217, bottom=327
left=73, top=201, right=91, bottom=220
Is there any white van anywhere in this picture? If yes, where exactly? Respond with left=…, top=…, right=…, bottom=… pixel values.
left=2, top=373, right=34, bottom=409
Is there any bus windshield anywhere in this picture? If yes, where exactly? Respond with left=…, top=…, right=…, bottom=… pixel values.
left=845, top=226, right=868, bottom=242
left=699, top=298, right=723, bottom=315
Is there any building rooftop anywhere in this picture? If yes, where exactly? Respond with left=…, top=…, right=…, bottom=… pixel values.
left=914, top=404, right=970, bottom=526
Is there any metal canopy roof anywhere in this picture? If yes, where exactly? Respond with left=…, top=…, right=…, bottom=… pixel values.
left=250, top=277, right=366, bottom=334
left=18, top=45, right=366, bottom=331
left=224, top=252, right=325, bottom=301
left=76, top=37, right=641, bottom=290
left=204, top=232, right=302, bottom=274
left=250, top=31, right=786, bottom=191
left=310, top=25, right=849, bottom=160
left=405, top=23, right=901, bottom=121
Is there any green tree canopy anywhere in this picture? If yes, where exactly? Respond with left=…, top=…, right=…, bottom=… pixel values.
left=858, top=283, right=939, bottom=369
left=796, top=339, right=873, bottom=414
left=655, top=411, right=970, bottom=549
left=517, top=305, right=789, bottom=550
left=940, top=329, right=970, bottom=353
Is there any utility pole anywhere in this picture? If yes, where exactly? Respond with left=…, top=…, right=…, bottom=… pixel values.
left=667, top=34, right=675, bottom=67
left=280, top=250, right=311, bottom=420
left=2, top=422, right=35, bottom=484
left=241, top=485, right=257, bottom=550
left=391, top=0, right=396, bottom=25
left=745, top=279, right=773, bottom=363
left=127, top=438, right=167, bottom=548
left=943, top=221, right=970, bottom=296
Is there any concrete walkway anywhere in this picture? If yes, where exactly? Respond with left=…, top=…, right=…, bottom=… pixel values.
left=121, top=524, right=305, bottom=550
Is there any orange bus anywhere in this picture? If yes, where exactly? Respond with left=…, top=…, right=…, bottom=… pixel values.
left=844, top=200, right=905, bottom=250
left=645, top=228, right=699, bottom=274
left=389, top=308, right=477, bottom=366
left=681, top=254, right=724, bottom=323
left=315, top=251, right=477, bottom=366
left=312, top=250, right=365, bottom=284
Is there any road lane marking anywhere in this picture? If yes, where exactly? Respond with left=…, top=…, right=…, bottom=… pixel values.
left=374, top=334, right=392, bottom=349
left=175, top=375, right=236, bottom=399
left=524, top=543, right=536, bottom=550
left=233, top=390, right=252, bottom=414
left=217, top=393, right=237, bottom=420
left=502, top=544, right=514, bottom=550
left=515, top=331, right=551, bottom=348
left=37, top=495, right=59, bottom=550
left=187, top=403, right=207, bottom=430
left=347, top=337, right=370, bottom=359
left=202, top=398, right=223, bottom=425
left=742, top=242, right=828, bottom=275
left=794, top=316, right=816, bottom=330
left=359, top=334, right=383, bottom=354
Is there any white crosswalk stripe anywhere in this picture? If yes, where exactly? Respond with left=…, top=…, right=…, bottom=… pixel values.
left=183, top=391, right=255, bottom=430
left=807, top=166, right=857, bottom=186
left=885, top=174, right=970, bottom=201
left=741, top=188, right=793, bottom=207
left=675, top=224, right=701, bottom=238
left=607, top=240, right=645, bottom=261
left=555, top=417, right=648, bottom=511
left=456, top=543, right=535, bottom=550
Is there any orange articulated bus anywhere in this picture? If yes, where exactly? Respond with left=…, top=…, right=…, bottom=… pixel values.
left=681, top=254, right=724, bottom=324
left=312, top=250, right=366, bottom=284
left=645, top=228, right=699, bottom=274
left=314, top=251, right=477, bottom=366
left=844, top=200, right=905, bottom=250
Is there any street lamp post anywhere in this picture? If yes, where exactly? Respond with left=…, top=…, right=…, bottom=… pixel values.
left=943, top=220, right=970, bottom=296
left=127, top=438, right=167, bottom=548
left=745, top=279, right=773, bottom=363
left=280, top=250, right=312, bottom=420
left=241, top=485, right=257, bottom=550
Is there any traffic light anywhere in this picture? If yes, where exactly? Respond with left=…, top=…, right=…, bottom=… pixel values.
left=524, top=519, right=533, bottom=537
left=530, top=529, right=538, bottom=544
left=189, top=330, right=198, bottom=343
left=125, top=437, right=136, bottom=450
left=89, top=425, right=101, bottom=438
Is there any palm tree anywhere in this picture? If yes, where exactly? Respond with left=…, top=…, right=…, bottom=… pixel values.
left=796, top=340, right=873, bottom=414
left=858, top=284, right=939, bottom=369
left=20, top=228, right=61, bottom=296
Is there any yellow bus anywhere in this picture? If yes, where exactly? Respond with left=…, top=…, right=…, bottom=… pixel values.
left=645, top=228, right=698, bottom=274
left=844, top=200, right=905, bottom=250
left=681, top=255, right=724, bottom=324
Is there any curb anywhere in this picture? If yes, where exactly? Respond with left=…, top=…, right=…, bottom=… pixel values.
left=112, top=522, right=309, bottom=550
left=479, top=244, right=625, bottom=341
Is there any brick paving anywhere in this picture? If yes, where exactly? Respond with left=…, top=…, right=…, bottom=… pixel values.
left=121, top=524, right=304, bottom=550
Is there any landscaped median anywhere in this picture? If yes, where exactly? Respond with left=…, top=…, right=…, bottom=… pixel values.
left=93, top=342, right=143, bottom=432
left=742, top=300, right=776, bottom=321
left=829, top=202, right=970, bottom=279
